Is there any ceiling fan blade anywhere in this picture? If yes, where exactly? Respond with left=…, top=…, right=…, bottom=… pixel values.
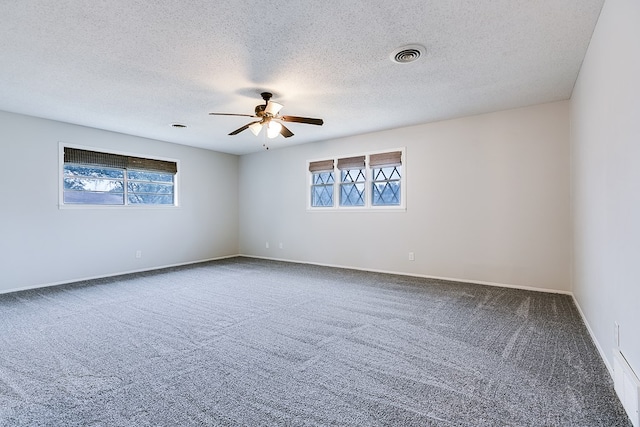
left=209, top=112, right=256, bottom=118
left=281, top=115, right=324, bottom=126
left=279, top=123, right=294, bottom=138
left=228, top=120, right=261, bottom=136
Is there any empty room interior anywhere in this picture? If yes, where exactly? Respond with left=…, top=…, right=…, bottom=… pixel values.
left=1, top=0, right=639, bottom=425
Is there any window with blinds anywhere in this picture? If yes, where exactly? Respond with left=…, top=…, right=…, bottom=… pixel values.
left=337, top=155, right=366, bottom=207
left=309, top=159, right=335, bottom=207
left=62, top=147, right=178, bottom=206
left=307, top=149, right=404, bottom=209
left=370, top=151, right=402, bottom=206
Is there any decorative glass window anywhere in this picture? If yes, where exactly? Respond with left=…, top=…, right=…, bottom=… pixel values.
left=309, top=160, right=335, bottom=207
left=370, top=151, right=402, bottom=206
left=337, top=156, right=366, bottom=207
left=62, top=147, right=177, bottom=206
left=308, top=150, right=404, bottom=210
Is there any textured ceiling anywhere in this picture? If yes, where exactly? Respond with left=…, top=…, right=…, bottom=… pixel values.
left=0, top=1, right=604, bottom=155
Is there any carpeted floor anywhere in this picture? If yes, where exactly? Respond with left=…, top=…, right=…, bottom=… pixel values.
left=0, top=257, right=632, bottom=426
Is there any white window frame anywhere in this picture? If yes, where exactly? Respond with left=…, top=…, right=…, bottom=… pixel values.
left=338, top=158, right=367, bottom=208
left=310, top=169, right=335, bottom=208
left=307, top=148, right=406, bottom=211
left=59, top=142, right=180, bottom=209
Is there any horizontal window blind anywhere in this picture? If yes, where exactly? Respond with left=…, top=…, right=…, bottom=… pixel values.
left=337, top=156, right=365, bottom=170
left=64, top=148, right=177, bottom=174
left=127, top=156, right=177, bottom=174
left=369, top=151, right=402, bottom=167
left=308, top=159, right=335, bottom=173
left=64, top=147, right=126, bottom=169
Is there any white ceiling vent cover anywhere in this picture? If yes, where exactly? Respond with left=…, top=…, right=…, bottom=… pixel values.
left=390, top=44, right=426, bottom=64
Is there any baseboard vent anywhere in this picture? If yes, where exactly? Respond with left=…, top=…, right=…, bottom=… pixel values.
left=613, top=349, right=640, bottom=427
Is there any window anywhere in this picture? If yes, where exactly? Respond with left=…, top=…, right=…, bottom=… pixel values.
left=370, top=151, right=402, bottom=206
left=308, top=149, right=404, bottom=210
left=62, top=147, right=177, bottom=206
left=338, top=156, right=366, bottom=207
left=309, top=160, right=335, bottom=207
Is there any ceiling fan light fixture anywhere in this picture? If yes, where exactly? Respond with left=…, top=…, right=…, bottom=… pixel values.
left=265, top=101, right=283, bottom=115
left=248, top=122, right=262, bottom=136
left=267, top=121, right=282, bottom=139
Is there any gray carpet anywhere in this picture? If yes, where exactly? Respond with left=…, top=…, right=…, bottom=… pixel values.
left=0, top=257, right=631, bottom=426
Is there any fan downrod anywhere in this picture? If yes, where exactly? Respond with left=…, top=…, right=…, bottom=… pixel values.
left=255, top=92, right=274, bottom=116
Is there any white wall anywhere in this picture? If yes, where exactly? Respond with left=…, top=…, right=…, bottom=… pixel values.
left=571, top=0, right=640, bottom=374
left=239, top=101, right=571, bottom=292
left=0, top=111, right=239, bottom=293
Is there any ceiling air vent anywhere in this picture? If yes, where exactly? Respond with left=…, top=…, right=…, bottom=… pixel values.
left=390, top=44, right=425, bottom=64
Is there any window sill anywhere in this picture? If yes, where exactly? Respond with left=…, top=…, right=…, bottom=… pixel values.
left=306, top=206, right=406, bottom=212
left=58, top=204, right=180, bottom=210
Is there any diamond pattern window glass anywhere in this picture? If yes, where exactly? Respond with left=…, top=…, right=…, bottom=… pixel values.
left=370, top=150, right=402, bottom=207
left=307, top=150, right=404, bottom=210
left=337, top=155, right=365, bottom=207
left=340, top=168, right=366, bottom=206
left=372, top=166, right=401, bottom=206
left=311, top=171, right=334, bottom=207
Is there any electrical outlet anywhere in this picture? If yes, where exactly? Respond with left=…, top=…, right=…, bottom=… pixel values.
left=135, top=250, right=142, bottom=259
left=408, top=252, right=415, bottom=261
left=265, top=242, right=269, bottom=249
left=279, top=242, right=283, bottom=249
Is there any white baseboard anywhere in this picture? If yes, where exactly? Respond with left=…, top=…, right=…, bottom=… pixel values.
left=238, top=254, right=572, bottom=295
left=571, top=295, right=614, bottom=376
left=3, top=253, right=572, bottom=297
left=0, top=254, right=239, bottom=296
